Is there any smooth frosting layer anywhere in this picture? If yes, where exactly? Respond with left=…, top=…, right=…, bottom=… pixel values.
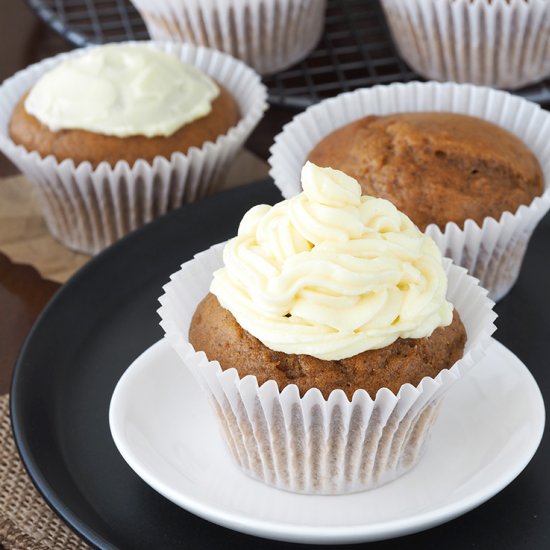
left=211, top=162, right=453, bottom=360
left=25, top=44, right=219, bottom=138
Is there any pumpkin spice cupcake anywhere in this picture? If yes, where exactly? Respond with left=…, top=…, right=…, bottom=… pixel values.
left=0, top=42, right=267, bottom=254
left=158, top=163, right=496, bottom=495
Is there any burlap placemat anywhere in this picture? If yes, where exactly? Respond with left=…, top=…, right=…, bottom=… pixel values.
left=0, top=395, right=90, bottom=549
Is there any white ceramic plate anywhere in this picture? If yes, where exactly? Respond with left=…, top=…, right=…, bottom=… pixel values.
left=109, top=338, right=545, bottom=545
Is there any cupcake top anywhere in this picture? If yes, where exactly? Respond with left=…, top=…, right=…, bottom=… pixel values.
left=211, top=162, right=453, bottom=360
left=308, top=112, right=544, bottom=230
left=24, top=43, right=220, bottom=138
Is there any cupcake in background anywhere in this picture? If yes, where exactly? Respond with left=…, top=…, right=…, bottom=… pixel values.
left=379, top=0, right=550, bottom=89
left=268, top=81, right=550, bottom=301
left=0, top=42, right=267, bottom=254
left=158, top=162, right=496, bottom=495
left=129, top=0, right=327, bottom=75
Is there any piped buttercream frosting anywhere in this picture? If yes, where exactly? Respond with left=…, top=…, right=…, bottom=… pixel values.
left=211, top=162, right=453, bottom=360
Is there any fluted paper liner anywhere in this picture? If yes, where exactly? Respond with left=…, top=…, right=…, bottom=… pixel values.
left=129, top=0, right=326, bottom=75
left=268, top=81, right=550, bottom=301
left=0, top=42, right=267, bottom=254
left=158, top=243, right=496, bottom=495
left=380, top=0, right=550, bottom=89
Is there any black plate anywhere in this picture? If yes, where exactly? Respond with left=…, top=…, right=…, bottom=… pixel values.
left=11, top=179, right=550, bottom=550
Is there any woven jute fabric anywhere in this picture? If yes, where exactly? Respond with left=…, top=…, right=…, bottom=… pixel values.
left=0, top=394, right=89, bottom=550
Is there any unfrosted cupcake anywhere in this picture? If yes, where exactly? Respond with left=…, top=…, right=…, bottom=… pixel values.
left=158, top=163, right=496, bottom=495
left=129, top=0, right=327, bottom=75
left=0, top=42, right=267, bottom=254
left=268, top=81, right=550, bottom=301
left=379, top=0, right=550, bottom=89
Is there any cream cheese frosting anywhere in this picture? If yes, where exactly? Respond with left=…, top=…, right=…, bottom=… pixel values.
left=24, top=44, right=220, bottom=138
left=211, top=162, right=453, bottom=361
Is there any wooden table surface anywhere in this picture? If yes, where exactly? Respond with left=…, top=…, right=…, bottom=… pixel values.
left=0, top=0, right=295, bottom=395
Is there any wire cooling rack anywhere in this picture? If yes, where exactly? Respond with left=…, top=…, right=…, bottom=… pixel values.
left=26, top=0, right=550, bottom=108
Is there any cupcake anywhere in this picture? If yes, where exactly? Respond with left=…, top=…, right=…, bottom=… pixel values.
left=379, top=0, right=550, bottom=89
left=0, top=42, right=267, bottom=254
left=268, top=82, right=550, bottom=301
left=128, top=0, right=327, bottom=75
left=158, top=162, right=496, bottom=495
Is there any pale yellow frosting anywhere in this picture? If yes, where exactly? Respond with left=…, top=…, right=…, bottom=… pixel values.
left=211, top=162, right=453, bottom=361
left=25, top=44, right=219, bottom=138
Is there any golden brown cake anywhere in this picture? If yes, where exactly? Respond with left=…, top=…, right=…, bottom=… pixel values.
left=9, top=84, right=240, bottom=167
left=189, top=293, right=466, bottom=400
left=308, top=112, right=544, bottom=230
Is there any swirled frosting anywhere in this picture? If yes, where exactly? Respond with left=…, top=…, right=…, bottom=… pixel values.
left=211, top=162, right=453, bottom=360
left=25, top=44, right=219, bottom=138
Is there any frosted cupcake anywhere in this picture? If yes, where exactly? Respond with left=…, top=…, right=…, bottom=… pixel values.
left=0, top=42, right=267, bottom=254
left=158, top=163, right=496, bottom=494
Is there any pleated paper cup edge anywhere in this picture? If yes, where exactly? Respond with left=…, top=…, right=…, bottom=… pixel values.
left=379, top=0, right=550, bottom=89
left=268, top=81, right=550, bottom=299
left=128, top=0, right=327, bottom=75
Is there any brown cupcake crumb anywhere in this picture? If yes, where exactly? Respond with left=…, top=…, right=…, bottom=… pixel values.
left=308, top=112, right=544, bottom=230
left=189, top=293, right=467, bottom=400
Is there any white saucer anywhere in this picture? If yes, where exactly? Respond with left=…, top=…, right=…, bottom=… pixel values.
left=109, top=338, right=545, bottom=545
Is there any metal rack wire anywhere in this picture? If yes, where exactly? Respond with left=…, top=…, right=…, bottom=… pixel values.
left=26, top=0, right=550, bottom=109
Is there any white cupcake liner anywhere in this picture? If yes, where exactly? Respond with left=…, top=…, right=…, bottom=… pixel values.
left=0, top=41, right=268, bottom=255
left=158, top=243, right=496, bottom=495
left=268, top=81, right=550, bottom=301
left=380, top=0, right=550, bottom=89
left=129, top=0, right=326, bottom=75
